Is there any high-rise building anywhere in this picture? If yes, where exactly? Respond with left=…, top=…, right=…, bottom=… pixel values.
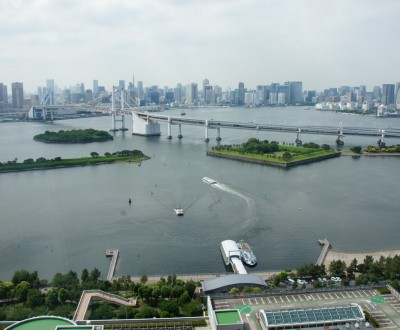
left=93, top=80, right=99, bottom=95
left=186, top=83, right=198, bottom=105
left=137, top=81, right=144, bottom=99
left=46, top=79, right=55, bottom=92
left=395, top=82, right=400, bottom=108
left=0, top=83, right=4, bottom=108
left=11, top=82, right=24, bottom=109
left=288, top=81, right=303, bottom=103
left=202, top=78, right=209, bottom=98
left=382, top=84, right=395, bottom=105
left=174, top=86, right=182, bottom=102
left=373, top=86, right=381, bottom=100
left=119, top=80, right=125, bottom=90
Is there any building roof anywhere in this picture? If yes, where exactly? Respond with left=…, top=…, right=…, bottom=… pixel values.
left=202, top=274, right=266, bottom=292
left=215, top=310, right=243, bottom=325
left=261, top=304, right=364, bottom=328
left=4, top=316, right=75, bottom=330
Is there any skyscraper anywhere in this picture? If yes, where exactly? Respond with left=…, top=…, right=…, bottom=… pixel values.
left=93, top=80, right=99, bottom=95
left=382, top=84, right=395, bottom=105
left=11, top=82, right=24, bottom=109
left=202, top=78, right=209, bottom=99
left=0, top=83, right=4, bottom=108
left=288, top=81, right=303, bottom=103
left=186, top=83, right=198, bottom=105
left=119, top=80, right=125, bottom=90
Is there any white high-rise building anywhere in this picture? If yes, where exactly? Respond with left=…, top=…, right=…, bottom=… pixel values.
left=186, top=83, right=198, bottom=105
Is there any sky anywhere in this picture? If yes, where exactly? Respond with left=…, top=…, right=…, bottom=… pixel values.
left=1, top=0, right=399, bottom=93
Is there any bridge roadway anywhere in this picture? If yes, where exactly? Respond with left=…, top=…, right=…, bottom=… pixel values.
left=26, top=104, right=400, bottom=140
left=135, top=112, right=400, bottom=139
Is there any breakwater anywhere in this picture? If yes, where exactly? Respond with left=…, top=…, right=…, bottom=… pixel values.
left=206, top=151, right=341, bottom=168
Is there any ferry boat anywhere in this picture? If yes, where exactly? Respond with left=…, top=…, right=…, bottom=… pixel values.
left=202, top=177, right=217, bottom=185
left=237, top=240, right=257, bottom=266
left=174, top=208, right=184, bottom=216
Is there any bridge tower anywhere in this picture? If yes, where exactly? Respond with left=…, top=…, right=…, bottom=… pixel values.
left=377, top=129, right=386, bottom=148
left=295, top=128, right=302, bottom=146
left=110, top=87, right=128, bottom=131
left=205, top=120, right=210, bottom=142
left=336, top=123, right=344, bottom=145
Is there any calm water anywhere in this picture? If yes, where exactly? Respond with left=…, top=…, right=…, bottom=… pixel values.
left=1, top=107, right=400, bottom=281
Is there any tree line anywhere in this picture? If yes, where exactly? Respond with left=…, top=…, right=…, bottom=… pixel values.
left=33, top=129, right=113, bottom=143
left=0, top=269, right=203, bottom=322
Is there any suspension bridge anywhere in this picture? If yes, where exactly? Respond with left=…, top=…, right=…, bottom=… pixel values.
left=24, top=87, right=400, bottom=147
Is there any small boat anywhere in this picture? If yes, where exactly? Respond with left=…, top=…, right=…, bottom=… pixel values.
left=181, top=111, right=186, bottom=116
left=174, top=208, right=184, bottom=216
left=202, top=177, right=217, bottom=185
left=237, top=240, right=257, bottom=266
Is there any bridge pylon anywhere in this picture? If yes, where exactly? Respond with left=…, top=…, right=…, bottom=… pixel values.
left=378, top=129, right=386, bottom=148
left=336, top=124, right=344, bottom=145
left=178, top=124, right=183, bottom=139
left=110, top=86, right=128, bottom=132
left=204, top=120, right=209, bottom=142
left=295, top=128, right=302, bottom=146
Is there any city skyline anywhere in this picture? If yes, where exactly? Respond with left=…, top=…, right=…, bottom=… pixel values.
left=1, top=0, right=399, bottom=92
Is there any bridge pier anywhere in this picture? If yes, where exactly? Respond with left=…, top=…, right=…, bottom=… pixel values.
left=167, top=116, right=172, bottom=139
left=205, top=120, right=209, bottom=142
left=216, top=127, right=222, bottom=141
left=336, top=127, right=344, bottom=145
left=178, top=124, right=183, bottom=139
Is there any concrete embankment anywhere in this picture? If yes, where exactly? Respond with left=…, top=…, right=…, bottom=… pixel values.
left=206, top=151, right=340, bottom=168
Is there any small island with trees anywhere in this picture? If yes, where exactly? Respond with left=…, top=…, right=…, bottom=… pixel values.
left=33, top=129, right=114, bottom=143
left=207, top=138, right=340, bottom=168
left=0, top=150, right=149, bottom=173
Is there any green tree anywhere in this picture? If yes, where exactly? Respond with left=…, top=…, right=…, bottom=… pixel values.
left=81, top=269, right=89, bottom=282
left=45, top=289, right=59, bottom=308
left=184, top=280, right=197, bottom=298
left=160, top=300, right=180, bottom=316
left=95, top=303, right=116, bottom=319
left=90, top=152, right=99, bottom=158
left=14, top=281, right=30, bottom=302
left=179, top=291, right=191, bottom=306
left=27, top=289, right=45, bottom=308
left=12, top=270, right=40, bottom=288
left=329, top=260, right=346, bottom=277
left=228, top=287, right=239, bottom=294
left=140, top=274, right=148, bottom=284
left=90, top=268, right=101, bottom=282
left=350, top=146, right=362, bottom=153
left=58, top=288, right=68, bottom=304
left=321, top=144, right=331, bottom=151
left=160, top=285, right=171, bottom=298
left=282, top=151, right=292, bottom=161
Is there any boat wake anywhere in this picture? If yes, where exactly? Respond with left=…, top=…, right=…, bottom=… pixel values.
left=211, top=182, right=258, bottom=232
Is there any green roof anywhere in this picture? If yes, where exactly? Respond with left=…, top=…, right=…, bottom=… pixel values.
left=5, top=316, right=75, bottom=330
left=215, top=310, right=242, bottom=325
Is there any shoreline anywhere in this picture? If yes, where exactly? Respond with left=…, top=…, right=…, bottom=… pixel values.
left=323, top=248, right=400, bottom=266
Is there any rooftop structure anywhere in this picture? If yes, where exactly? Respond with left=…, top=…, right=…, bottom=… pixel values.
left=201, top=274, right=266, bottom=294
left=259, top=304, right=364, bottom=330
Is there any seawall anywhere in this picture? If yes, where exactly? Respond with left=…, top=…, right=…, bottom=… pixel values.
left=206, top=151, right=341, bottom=168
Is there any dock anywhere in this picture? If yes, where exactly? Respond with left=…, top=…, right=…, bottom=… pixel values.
left=316, top=238, right=331, bottom=266
left=106, top=249, right=119, bottom=281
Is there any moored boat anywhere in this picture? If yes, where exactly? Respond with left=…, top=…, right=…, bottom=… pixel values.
left=237, top=240, right=257, bottom=266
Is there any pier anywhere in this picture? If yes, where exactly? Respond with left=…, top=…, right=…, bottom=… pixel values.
left=106, top=249, right=119, bottom=281
left=316, top=238, right=331, bottom=266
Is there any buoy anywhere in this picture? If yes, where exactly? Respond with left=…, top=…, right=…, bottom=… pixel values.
left=129, top=198, right=132, bottom=204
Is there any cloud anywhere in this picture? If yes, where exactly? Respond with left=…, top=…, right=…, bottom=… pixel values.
left=0, top=0, right=399, bottom=92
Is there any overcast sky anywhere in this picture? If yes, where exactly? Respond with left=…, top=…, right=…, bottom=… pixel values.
left=1, top=0, right=399, bottom=93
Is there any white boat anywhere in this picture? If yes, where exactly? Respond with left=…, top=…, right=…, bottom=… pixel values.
left=202, top=177, right=217, bottom=185
left=237, top=240, right=257, bottom=266
left=174, top=208, right=184, bottom=216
